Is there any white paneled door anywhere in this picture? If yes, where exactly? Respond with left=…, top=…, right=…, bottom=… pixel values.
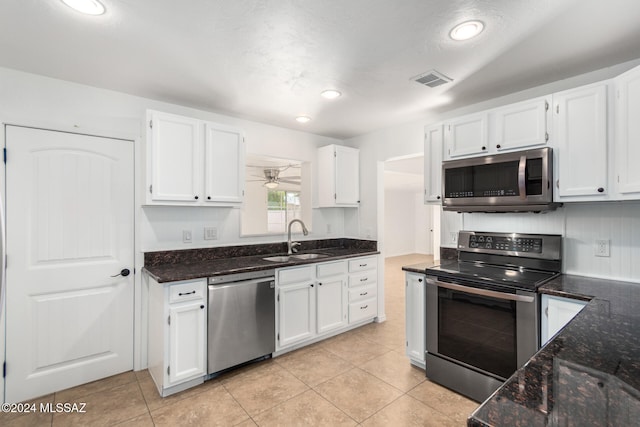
left=5, top=126, right=134, bottom=403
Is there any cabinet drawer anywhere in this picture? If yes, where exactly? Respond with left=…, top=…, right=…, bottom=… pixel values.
left=348, top=283, right=377, bottom=302
left=349, top=298, right=377, bottom=323
left=349, top=271, right=377, bottom=287
left=168, top=279, right=206, bottom=304
left=348, top=257, right=377, bottom=273
left=317, top=260, right=347, bottom=278
left=278, top=266, right=314, bottom=286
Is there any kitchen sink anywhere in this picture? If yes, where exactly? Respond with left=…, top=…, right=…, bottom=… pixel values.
left=263, top=256, right=291, bottom=262
left=291, top=253, right=328, bottom=260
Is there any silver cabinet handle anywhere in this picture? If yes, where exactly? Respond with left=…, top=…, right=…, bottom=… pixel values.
left=360, top=305, right=368, bottom=310
left=178, top=290, right=196, bottom=296
left=360, top=292, right=368, bottom=296
left=426, top=278, right=534, bottom=303
left=360, top=277, right=368, bottom=282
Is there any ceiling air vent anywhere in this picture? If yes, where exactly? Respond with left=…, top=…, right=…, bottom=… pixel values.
left=412, top=70, right=453, bottom=88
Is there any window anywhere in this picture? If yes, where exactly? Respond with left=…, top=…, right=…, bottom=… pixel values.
left=267, top=190, right=301, bottom=233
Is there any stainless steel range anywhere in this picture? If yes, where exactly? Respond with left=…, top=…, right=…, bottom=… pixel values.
left=425, top=231, right=562, bottom=402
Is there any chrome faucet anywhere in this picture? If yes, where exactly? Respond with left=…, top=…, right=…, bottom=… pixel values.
left=287, top=219, right=309, bottom=255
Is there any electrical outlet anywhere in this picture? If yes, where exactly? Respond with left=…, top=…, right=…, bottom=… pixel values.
left=450, top=232, right=458, bottom=244
left=182, top=230, right=192, bottom=243
left=595, top=239, right=610, bottom=257
left=204, top=227, right=218, bottom=240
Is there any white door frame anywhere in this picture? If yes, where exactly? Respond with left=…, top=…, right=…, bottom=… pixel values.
left=0, top=121, right=145, bottom=402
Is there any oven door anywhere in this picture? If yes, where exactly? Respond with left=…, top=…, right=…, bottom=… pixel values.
left=425, top=276, right=538, bottom=381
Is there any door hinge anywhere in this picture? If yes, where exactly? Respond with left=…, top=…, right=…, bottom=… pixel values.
left=277, top=333, right=280, bottom=341
left=149, top=120, right=153, bottom=129
left=3, top=361, right=6, bottom=378
left=545, top=100, right=549, bottom=111
left=556, top=104, right=559, bottom=114
left=149, top=185, right=153, bottom=194
left=406, top=341, right=408, bottom=347
left=167, top=366, right=170, bottom=375
left=334, top=151, right=337, bottom=158
left=545, top=132, right=549, bottom=142
left=167, top=315, right=171, bottom=325
left=334, top=193, right=337, bottom=200
left=277, top=293, right=280, bottom=302
left=3, top=148, right=6, bottom=164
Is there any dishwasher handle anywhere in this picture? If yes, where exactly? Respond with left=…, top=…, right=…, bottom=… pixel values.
left=208, top=276, right=275, bottom=291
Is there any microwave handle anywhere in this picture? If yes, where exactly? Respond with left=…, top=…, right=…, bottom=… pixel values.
left=518, top=154, right=527, bottom=200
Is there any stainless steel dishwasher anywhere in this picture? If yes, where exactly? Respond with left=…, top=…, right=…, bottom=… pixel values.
left=207, top=270, right=275, bottom=375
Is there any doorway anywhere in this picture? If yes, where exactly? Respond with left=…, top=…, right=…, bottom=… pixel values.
left=4, top=126, right=135, bottom=402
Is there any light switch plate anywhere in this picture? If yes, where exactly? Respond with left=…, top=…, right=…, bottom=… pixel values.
left=182, top=230, right=192, bottom=243
left=204, top=227, right=218, bottom=240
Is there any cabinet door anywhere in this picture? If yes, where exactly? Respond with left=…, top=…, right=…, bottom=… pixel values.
left=615, top=66, right=640, bottom=197
left=168, top=301, right=207, bottom=385
left=405, top=273, right=425, bottom=365
left=424, top=124, right=443, bottom=203
left=204, top=123, right=245, bottom=203
left=316, top=278, right=347, bottom=334
left=278, top=282, right=316, bottom=348
left=444, top=112, right=488, bottom=159
left=492, top=96, right=550, bottom=152
left=553, top=83, right=609, bottom=199
left=148, top=111, right=202, bottom=202
left=540, top=294, right=587, bottom=346
left=335, top=146, right=360, bottom=205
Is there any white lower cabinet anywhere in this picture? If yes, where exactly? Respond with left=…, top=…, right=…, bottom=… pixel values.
left=405, top=272, right=426, bottom=368
left=276, top=256, right=377, bottom=351
left=540, top=294, right=588, bottom=346
left=148, top=277, right=207, bottom=396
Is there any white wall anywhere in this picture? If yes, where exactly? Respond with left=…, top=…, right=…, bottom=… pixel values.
left=346, top=59, right=640, bottom=282
left=382, top=190, right=432, bottom=257
left=0, top=66, right=346, bottom=252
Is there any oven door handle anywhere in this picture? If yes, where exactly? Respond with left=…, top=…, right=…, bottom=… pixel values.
left=518, top=154, right=527, bottom=200
left=426, top=278, right=535, bottom=303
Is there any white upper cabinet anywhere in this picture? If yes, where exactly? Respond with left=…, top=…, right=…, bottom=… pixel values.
left=317, top=144, right=360, bottom=207
left=614, top=65, right=640, bottom=198
left=146, top=110, right=245, bottom=206
left=148, top=111, right=202, bottom=203
left=490, top=95, right=551, bottom=152
left=552, top=82, right=609, bottom=200
left=444, top=112, right=488, bottom=159
left=424, top=124, right=443, bottom=204
left=204, top=123, right=245, bottom=203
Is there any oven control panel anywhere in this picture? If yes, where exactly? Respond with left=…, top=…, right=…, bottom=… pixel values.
left=457, top=231, right=562, bottom=260
left=468, top=234, right=542, bottom=253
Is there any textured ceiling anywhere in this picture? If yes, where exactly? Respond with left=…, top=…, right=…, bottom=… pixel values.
left=2, top=0, right=640, bottom=139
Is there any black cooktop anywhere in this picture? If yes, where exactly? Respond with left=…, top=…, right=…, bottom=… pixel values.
left=426, top=260, right=559, bottom=292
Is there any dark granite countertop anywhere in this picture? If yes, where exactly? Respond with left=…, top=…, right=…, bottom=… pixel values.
left=143, top=239, right=379, bottom=283
left=469, top=274, right=640, bottom=426
left=402, top=262, right=438, bottom=274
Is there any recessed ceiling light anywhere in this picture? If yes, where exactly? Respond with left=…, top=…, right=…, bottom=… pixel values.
left=61, top=0, right=106, bottom=15
left=449, top=20, right=484, bottom=41
left=295, top=116, right=311, bottom=123
left=321, top=90, right=342, bottom=99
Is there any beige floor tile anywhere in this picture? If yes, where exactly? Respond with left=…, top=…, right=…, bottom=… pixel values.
left=134, top=369, right=152, bottom=382
left=234, top=419, right=258, bottom=427
left=360, top=350, right=426, bottom=392
left=54, top=371, right=138, bottom=403
left=0, top=393, right=54, bottom=426
left=139, top=375, right=220, bottom=411
left=253, top=389, right=357, bottom=426
left=408, top=380, right=480, bottom=424
left=361, top=394, right=458, bottom=426
left=224, top=366, right=309, bottom=416
left=314, top=368, right=403, bottom=423
left=276, top=347, right=353, bottom=387
left=114, top=412, right=154, bottom=426
left=151, top=385, right=249, bottom=426
left=52, top=381, right=148, bottom=427
left=320, top=333, right=390, bottom=365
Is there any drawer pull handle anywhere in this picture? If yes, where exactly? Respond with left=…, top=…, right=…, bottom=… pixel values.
left=360, top=292, right=368, bottom=296
left=179, top=291, right=196, bottom=296
left=359, top=264, right=367, bottom=267
left=361, top=305, right=368, bottom=310
left=360, top=277, right=368, bottom=282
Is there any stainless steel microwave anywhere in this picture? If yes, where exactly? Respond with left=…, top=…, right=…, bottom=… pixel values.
left=442, top=147, right=560, bottom=212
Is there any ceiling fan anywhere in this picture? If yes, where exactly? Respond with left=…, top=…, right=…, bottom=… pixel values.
left=247, top=164, right=301, bottom=189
